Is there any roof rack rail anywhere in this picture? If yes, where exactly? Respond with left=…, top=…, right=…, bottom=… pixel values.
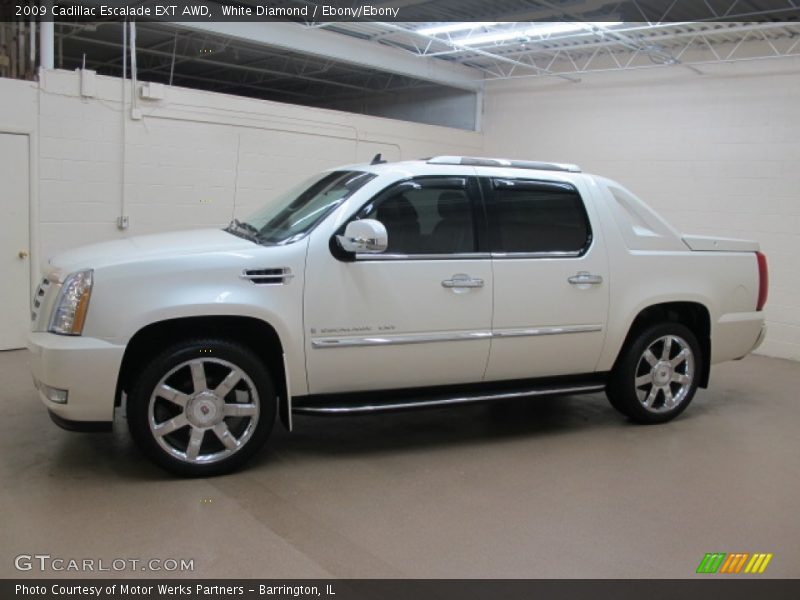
left=426, top=156, right=581, bottom=173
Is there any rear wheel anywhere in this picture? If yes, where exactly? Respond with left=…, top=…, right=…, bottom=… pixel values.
left=127, top=339, right=275, bottom=476
left=607, top=323, right=701, bottom=424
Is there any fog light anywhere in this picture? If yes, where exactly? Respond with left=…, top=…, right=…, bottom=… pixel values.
left=34, top=379, right=68, bottom=404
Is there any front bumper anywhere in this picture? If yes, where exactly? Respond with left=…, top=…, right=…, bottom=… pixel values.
left=28, top=332, right=125, bottom=424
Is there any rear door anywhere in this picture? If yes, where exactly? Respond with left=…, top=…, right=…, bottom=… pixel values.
left=481, top=174, right=610, bottom=381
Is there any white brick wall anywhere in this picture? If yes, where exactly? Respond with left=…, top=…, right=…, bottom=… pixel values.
left=2, top=59, right=798, bottom=362
left=0, top=69, right=482, bottom=266
left=482, top=58, right=800, bottom=361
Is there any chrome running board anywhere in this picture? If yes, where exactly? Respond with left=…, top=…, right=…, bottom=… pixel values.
left=292, top=383, right=605, bottom=416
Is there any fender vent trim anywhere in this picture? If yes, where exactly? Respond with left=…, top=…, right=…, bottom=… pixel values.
left=240, top=268, right=293, bottom=285
left=31, top=278, right=51, bottom=321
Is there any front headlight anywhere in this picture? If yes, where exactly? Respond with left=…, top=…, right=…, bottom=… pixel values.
left=49, top=270, right=93, bottom=335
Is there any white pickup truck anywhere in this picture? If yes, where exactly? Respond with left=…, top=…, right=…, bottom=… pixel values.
left=28, top=156, right=768, bottom=475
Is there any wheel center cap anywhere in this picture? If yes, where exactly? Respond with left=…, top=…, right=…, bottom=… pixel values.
left=187, top=391, right=223, bottom=427
left=653, top=361, right=672, bottom=387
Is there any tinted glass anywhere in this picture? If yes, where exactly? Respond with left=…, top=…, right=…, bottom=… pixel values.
left=490, top=179, right=590, bottom=253
left=359, top=179, right=476, bottom=254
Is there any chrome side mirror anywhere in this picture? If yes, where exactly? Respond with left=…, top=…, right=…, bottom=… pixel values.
left=336, top=219, right=388, bottom=254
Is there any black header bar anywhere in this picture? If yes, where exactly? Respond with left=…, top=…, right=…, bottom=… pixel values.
left=2, top=0, right=800, bottom=23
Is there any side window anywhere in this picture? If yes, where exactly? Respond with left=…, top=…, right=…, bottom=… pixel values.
left=358, top=178, right=476, bottom=254
left=489, top=179, right=591, bottom=254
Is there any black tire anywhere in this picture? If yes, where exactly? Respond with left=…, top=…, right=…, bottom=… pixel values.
left=127, top=338, right=276, bottom=476
left=606, top=322, right=702, bottom=424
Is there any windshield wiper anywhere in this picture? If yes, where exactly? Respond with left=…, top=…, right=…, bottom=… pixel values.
left=225, top=219, right=266, bottom=244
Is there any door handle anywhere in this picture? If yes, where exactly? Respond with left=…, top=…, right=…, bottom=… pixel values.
left=568, top=271, right=603, bottom=285
left=442, top=274, right=484, bottom=289
left=18, top=250, right=29, bottom=259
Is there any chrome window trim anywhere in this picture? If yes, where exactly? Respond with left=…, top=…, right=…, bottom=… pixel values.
left=354, top=252, right=491, bottom=261
left=311, top=324, right=603, bottom=349
left=353, top=250, right=586, bottom=261
left=490, top=251, right=582, bottom=259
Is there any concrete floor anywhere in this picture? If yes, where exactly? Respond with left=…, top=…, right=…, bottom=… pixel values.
left=1, top=349, right=798, bottom=579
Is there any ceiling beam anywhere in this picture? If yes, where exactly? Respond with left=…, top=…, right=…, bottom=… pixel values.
left=62, top=33, right=375, bottom=92
left=174, top=21, right=484, bottom=92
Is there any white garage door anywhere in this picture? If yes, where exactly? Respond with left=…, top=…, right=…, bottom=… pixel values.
left=0, top=133, right=30, bottom=350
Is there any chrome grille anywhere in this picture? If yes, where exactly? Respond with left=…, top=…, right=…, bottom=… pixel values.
left=240, top=268, right=293, bottom=285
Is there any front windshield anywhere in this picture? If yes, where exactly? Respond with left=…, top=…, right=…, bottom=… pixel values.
left=229, top=170, right=376, bottom=245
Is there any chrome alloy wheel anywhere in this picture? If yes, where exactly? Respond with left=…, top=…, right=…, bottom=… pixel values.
left=147, top=358, right=260, bottom=464
left=634, top=335, right=695, bottom=413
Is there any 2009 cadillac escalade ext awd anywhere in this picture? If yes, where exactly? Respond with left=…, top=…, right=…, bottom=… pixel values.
left=29, top=156, right=768, bottom=475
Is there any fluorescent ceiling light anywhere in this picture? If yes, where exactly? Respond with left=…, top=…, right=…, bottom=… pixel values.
left=455, top=30, right=522, bottom=45
left=452, top=21, right=623, bottom=45
left=417, top=22, right=499, bottom=36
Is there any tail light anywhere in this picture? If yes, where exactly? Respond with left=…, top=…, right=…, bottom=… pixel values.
left=756, top=251, right=768, bottom=311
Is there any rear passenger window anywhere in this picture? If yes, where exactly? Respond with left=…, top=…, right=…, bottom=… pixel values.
left=489, top=179, right=591, bottom=254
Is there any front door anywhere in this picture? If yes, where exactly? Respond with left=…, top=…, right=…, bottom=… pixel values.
left=304, top=176, right=493, bottom=394
left=481, top=175, right=610, bottom=381
left=0, top=133, right=30, bottom=350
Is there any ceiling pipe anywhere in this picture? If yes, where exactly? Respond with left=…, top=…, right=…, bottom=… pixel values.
left=129, top=19, right=139, bottom=116
left=40, top=1, right=54, bottom=69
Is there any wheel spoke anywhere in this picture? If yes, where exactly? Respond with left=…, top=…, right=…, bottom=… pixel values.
left=153, top=414, right=188, bottom=437
left=643, top=386, right=658, bottom=408
left=156, top=384, right=190, bottom=407
left=212, top=422, right=240, bottom=450
left=663, top=387, right=675, bottom=407
left=643, top=349, right=659, bottom=367
left=670, top=349, right=688, bottom=368
left=214, top=368, right=244, bottom=399
left=185, top=427, right=205, bottom=461
left=224, top=403, right=257, bottom=417
left=672, top=372, right=690, bottom=385
left=635, top=373, right=653, bottom=387
left=661, top=336, right=673, bottom=361
left=190, top=360, right=207, bottom=393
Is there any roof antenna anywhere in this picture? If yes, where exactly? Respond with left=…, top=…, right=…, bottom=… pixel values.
left=370, top=153, right=387, bottom=165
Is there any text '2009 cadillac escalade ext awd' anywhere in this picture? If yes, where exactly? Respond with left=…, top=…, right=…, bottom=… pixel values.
left=29, top=156, right=768, bottom=475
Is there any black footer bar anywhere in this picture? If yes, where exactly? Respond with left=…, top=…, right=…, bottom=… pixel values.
left=5, top=579, right=800, bottom=600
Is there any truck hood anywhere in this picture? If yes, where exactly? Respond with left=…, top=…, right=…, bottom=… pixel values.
left=47, top=229, right=258, bottom=279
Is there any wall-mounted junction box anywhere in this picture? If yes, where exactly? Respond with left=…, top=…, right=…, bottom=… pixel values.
left=139, top=82, right=166, bottom=101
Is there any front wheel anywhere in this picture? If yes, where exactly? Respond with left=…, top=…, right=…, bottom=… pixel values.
left=606, top=323, right=702, bottom=424
left=127, top=339, right=276, bottom=476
